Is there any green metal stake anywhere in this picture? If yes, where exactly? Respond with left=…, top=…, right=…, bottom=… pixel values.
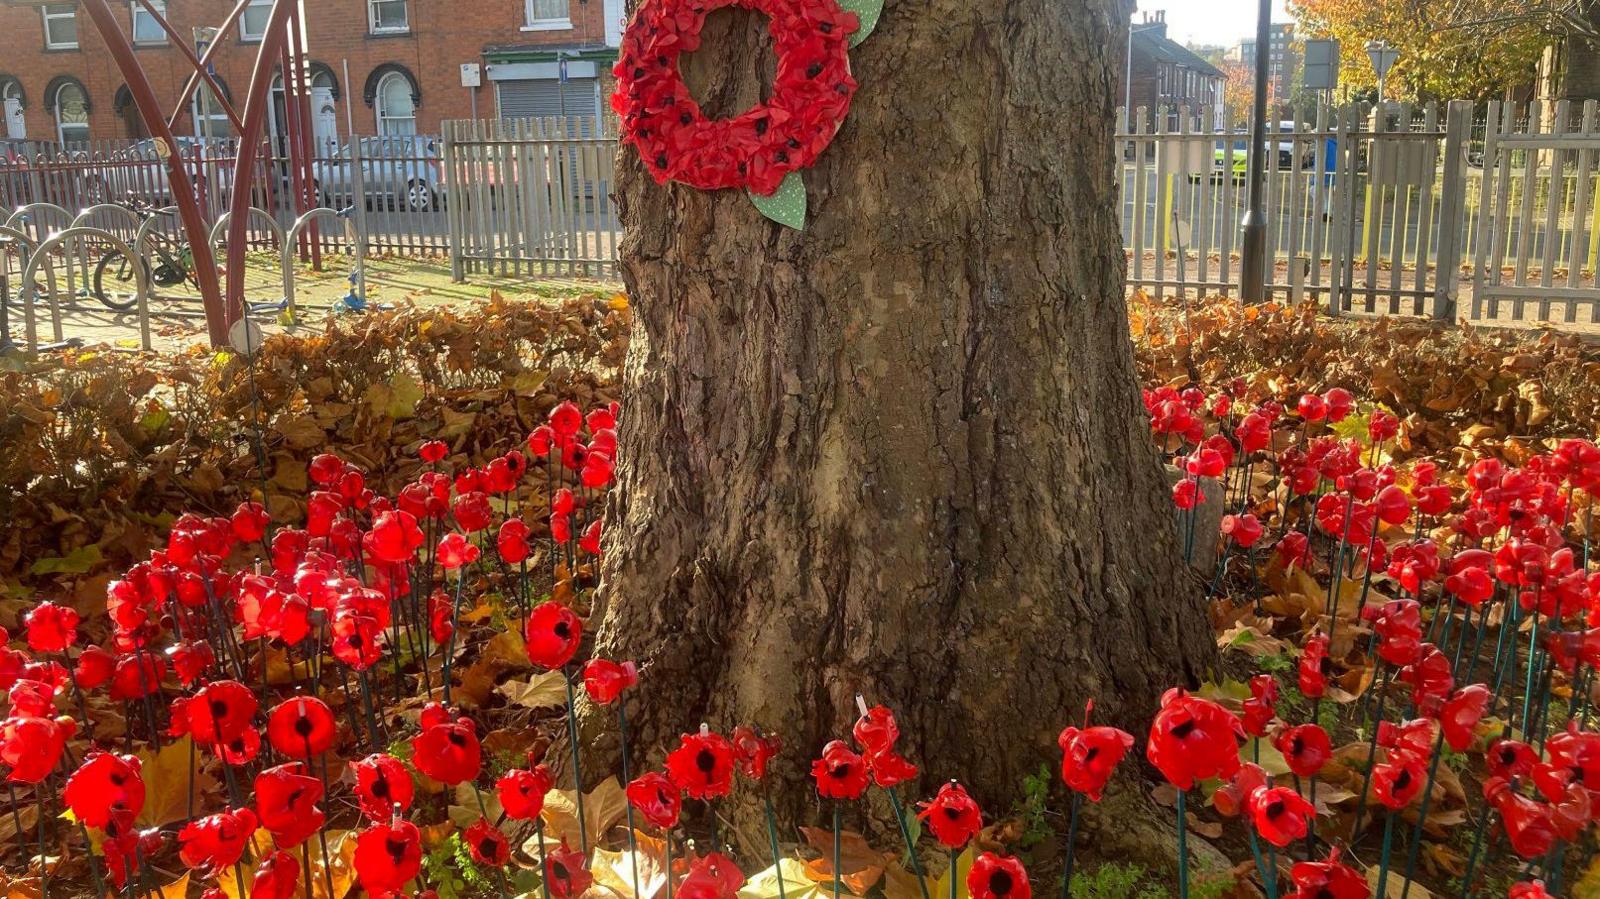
left=835, top=804, right=844, bottom=899
left=562, top=670, right=589, bottom=855
left=763, top=791, right=787, bottom=899
left=1373, top=813, right=1399, bottom=899
left=888, top=788, right=932, bottom=899
left=1176, top=789, right=1190, bottom=899
left=1058, top=793, right=1083, bottom=899
left=1398, top=730, right=1447, bottom=899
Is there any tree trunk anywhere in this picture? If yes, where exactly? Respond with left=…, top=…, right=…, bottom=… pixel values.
left=589, top=0, right=1214, bottom=829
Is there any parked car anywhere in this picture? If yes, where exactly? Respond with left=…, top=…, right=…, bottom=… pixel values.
left=100, top=136, right=237, bottom=206
left=312, top=136, right=444, bottom=212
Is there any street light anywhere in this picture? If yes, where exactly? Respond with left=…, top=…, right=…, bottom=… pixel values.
left=1239, top=0, right=1272, bottom=303
left=1365, top=39, right=1399, bottom=103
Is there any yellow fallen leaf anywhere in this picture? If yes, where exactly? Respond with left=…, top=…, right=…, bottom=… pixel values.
left=135, top=736, right=219, bottom=827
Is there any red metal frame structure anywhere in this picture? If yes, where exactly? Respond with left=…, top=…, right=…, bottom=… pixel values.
left=5, top=0, right=311, bottom=347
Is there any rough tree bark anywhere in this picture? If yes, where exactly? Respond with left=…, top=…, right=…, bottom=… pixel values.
left=586, top=0, right=1215, bottom=833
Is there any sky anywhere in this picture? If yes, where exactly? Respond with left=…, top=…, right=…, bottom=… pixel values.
left=1135, top=0, right=1293, bottom=49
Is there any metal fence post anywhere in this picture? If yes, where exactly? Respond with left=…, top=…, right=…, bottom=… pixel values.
left=442, top=123, right=465, bottom=282
left=1432, top=100, right=1471, bottom=321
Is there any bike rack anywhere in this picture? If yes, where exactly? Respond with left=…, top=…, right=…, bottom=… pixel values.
left=22, top=227, right=152, bottom=352
left=70, top=204, right=145, bottom=233
left=4, top=202, right=73, bottom=236
left=282, top=207, right=366, bottom=321
left=0, top=225, right=60, bottom=350
left=209, top=207, right=285, bottom=250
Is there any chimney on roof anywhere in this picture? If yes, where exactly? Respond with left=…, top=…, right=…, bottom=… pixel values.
left=1138, top=9, right=1168, bottom=38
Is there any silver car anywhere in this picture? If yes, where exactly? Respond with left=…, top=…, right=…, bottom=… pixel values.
left=312, top=135, right=443, bottom=212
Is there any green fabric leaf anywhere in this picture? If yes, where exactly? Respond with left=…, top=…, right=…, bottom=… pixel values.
left=837, top=0, right=884, bottom=46
left=749, top=173, right=807, bottom=230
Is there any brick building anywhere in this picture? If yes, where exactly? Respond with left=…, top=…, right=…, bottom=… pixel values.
left=1121, top=11, right=1224, bottom=130
left=0, top=0, right=625, bottom=148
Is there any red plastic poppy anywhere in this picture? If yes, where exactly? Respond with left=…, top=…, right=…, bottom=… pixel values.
left=498, top=519, right=533, bottom=565
left=525, top=601, right=583, bottom=670
left=665, top=728, right=736, bottom=799
left=583, top=659, right=638, bottom=705
left=1371, top=753, right=1426, bottom=809
left=249, top=850, right=301, bottom=899
left=678, top=851, right=744, bottom=899
left=1273, top=724, right=1331, bottom=779
left=852, top=703, right=919, bottom=787
left=612, top=0, right=859, bottom=196
left=437, top=532, right=481, bottom=569
left=731, top=725, right=782, bottom=781
left=254, top=762, right=326, bottom=848
left=419, top=440, right=449, bottom=463
left=968, top=852, right=1031, bottom=899
left=1486, top=777, right=1557, bottom=860
left=411, top=716, right=482, bottom=786
left=499, top=765, right=556, bottom=820
left=1440, top=684, right=1491, bottom=752
left=1220, top=513, right=1264, bottom=548
left=811, top=739, right=870, bottom=800
left=0, top=714, right=72, bottom=783
left=1146, top=689, right=1243, bottom=790
left=1242, top=674, right=1279, bottom=737
left=173, top=680, right=259, bottom=746
left=266, top=696, right=338, bottom=758
left=465, top=818, right=511, bottom=867
left=178, top=807, right=258, bottom=872
left=74, top=645, right=115, bottom=690
left=366, top=511, right=425, bottom=564
left=351, top=754, right=416, bottom=821
left=231, top=501, right=270, bottom=543
left=353, top=818, right=423, bottom=896
left=1057, top=714, right=1134, bottom=802
left=1247, top=785, right=1316, bottom=848
left=918, top=780, right=983, bottom=848
left=1368, top=409, right=1400, bottom=443
left=24, top=602, right=79, bottom=654
left=1488, top=739, right=1540, bottom=780
left=1211, top=763, right=1270, bottom=818
left=1286, top=848, right=1368, bottom=899
left=109, top=652, right=166, bottom=701
left=626, top=770, right=683, bottom=829
left=1510, top=882, right=1552, bottom=899
left=64, top=752, right=145, bottom=828
left=543, top=840, right=593, bottom=899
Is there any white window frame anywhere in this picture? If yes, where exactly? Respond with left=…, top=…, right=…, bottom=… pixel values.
left=53, top=82, right=89, bottom=146
left=41, top=4, right=78, bottom=50
left=523, top=0, right=572, bottom=31
left=130, top=0, right=168, bottom=45
left=191, top=86, right=230, bottom=140
left=374, top=72, right=416, bottom=136
left=367, top=0, right=409, bottom=34
left=239, top=0, right=271, bottom=42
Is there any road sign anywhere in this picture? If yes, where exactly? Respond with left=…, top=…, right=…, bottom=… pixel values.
left=1365, top=40, right=1398, bottom=81
left=1303, top=39, right=1339, bottom=91
left=459, top=62, right=481, bottom=88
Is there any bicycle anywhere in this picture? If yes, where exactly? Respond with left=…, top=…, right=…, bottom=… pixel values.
left=90, top=202, right=194, bottom=312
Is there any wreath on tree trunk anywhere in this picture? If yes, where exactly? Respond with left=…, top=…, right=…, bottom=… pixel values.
left=610, top=0, right=883, bottom=229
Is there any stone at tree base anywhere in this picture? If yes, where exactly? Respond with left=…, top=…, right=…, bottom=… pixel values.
left=1165, top=465, right=1224, bottom=576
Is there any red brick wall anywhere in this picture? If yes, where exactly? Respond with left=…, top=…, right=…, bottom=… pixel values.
left=0, top=0, right=615, bottom=142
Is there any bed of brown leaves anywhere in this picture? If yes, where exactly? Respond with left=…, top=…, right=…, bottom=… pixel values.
left=0, top=293, right=628, bottom=624
left=1132, top=292, right=1600, bottom=461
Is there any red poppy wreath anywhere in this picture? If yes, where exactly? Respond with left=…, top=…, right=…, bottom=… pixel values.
left=610, top=0, right=884, bottom=229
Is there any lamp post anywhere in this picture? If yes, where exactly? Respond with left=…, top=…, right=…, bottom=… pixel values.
left=1239, top=0, right=1272, bottom=302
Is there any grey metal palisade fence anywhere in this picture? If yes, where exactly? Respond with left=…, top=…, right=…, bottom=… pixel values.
left=13, top=102, right=1600, bottom=331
